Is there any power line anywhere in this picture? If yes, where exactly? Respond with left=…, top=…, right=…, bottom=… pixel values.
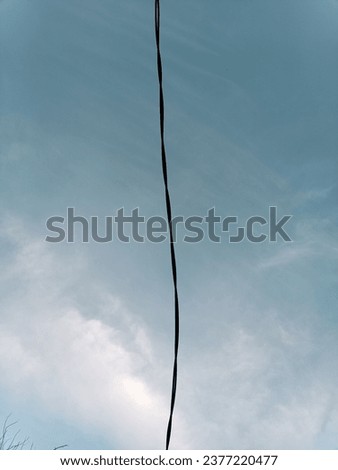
left=154, top=0, right=180, bottom=451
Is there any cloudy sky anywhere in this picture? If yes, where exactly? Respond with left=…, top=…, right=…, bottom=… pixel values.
left=0, top=0, right=338, bottom=450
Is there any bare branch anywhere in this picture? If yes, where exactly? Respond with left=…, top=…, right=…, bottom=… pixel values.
left=0, top=415, right=32, bottom=450
left=1, top=414, right=67, bottom=450
left=53, top=444, right=68, bottom=450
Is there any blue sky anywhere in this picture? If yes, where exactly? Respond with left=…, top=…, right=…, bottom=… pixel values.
left=0, top=0, right=338, bottom=449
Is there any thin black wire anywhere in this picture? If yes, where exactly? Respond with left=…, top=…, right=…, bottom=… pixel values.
left=154, top=0, right=180, bottom=451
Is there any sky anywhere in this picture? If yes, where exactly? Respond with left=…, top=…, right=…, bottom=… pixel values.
left=0, top=0, right=338, bottom=450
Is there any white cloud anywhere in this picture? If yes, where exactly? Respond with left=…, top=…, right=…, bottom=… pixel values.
left=0, top=216, right=190, bottom=449
left=293, top=186, right=334, bottom=205
left=257, top=245, right=311, bottom=270
left=0, top=215, right=337, bottom=449
left=176, top=315, right=338, bottom=449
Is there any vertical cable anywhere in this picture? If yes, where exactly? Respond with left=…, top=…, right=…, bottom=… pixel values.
left=154, top=0, right=180, bottom=451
